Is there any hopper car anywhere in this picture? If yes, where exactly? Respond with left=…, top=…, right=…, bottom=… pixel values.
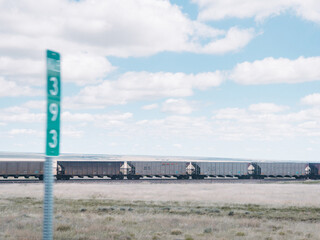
left=191, top=162, right=251, bottom=179
left=56, top=161, right=123, bottom=180
left=126, top=161, right=189, bottom=179
left=0, top=161, right=53, bottom=180
left=253, top=162, right=310, bottom=178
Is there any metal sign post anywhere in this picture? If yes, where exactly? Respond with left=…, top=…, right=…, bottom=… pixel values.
left=43, top=50, right=61, bottom=240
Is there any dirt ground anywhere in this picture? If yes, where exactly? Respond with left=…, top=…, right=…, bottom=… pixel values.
left=1, top=181, right=320, bottom=206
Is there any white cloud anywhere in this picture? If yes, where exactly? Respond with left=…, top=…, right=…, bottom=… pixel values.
left=8, top=127, right=83, bottom=138
left=131, top=105, right=320, bottom=142
left=134, top=115, right=213, bottom=137
left=67, top=71, right=225, bottom=109
left=229, top=56, right=320, bottom=85
left=4, top=101, right=319, bottom=149
left=62, top=112, right=95, bottom=122
left=142, top=104, right=159, bottom=110
left=0, top=53, right=114, bottom=86
left=0, top=105, right=45, bottom=123
left=0, top=0, right=254, bottom=58
left=195, top=27, right=256, bottom=54
left=162, top=99, right=194, bottom=115
left=22, top=100, right=46, bottom=110
left=193, top=0, right=320, bottom=23
left=212, top=104, right=320, bottom=140
left=0, top=57, right=44, bottom=86
left=301, top=93, right=320, bottom=106
left=3, top=106, right=29, bottom=114
left=0, top=106, right=133, bottom=141
left=0, top=0, right=256, bottom=87
left=214, top=108, right=247, bottom=120
left=0, top=112, right=45, bottom=123
left=0, top=77, right=41, bottom=97
left=173, top=143, right=182, bottom=148
left=62, top=111, right=132, bottom=124
left=37, top=102, right=320, bottom=141
left=249, top=103, right=288, bottom=113
left=62, top=128, right=84, bottom=138
left=9, top=128, right=40, bottom=135
left=62, top=53, right=115, bottom=85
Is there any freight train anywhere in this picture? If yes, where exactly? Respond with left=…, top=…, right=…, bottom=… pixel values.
left=1, top=153, right=320, bottom=180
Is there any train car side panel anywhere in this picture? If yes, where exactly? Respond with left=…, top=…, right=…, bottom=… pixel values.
left=196, top=162, right=249, bottom=177
left=57, top=161, right=122, bottom=178
left=129, top=161, right=187, bottom=177
left=257, top=162, right=307, bottom=177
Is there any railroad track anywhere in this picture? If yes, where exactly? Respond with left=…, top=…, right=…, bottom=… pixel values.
left=0, top=178, right=308, bottom=184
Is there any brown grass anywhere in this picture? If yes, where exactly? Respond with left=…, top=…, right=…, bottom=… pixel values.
left=0, top=197, right=320, bottom=239
left=1, top=182, right=320, bottom=239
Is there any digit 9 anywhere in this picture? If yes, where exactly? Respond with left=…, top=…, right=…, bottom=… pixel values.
left=49, top=103, right=58, bottom=121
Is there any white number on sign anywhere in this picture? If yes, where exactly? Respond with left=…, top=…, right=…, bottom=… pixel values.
left=49, top=103, right=58, bottom=121
left=49, top=77, right=58, bottom=96
left=48, top=129, right=57, bottom=148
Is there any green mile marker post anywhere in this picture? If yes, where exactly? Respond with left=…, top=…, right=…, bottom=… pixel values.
left=43, top=50, right=61, bottom=240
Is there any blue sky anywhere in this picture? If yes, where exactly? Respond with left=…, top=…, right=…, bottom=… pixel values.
left=1, top=0, right=320, bottom=161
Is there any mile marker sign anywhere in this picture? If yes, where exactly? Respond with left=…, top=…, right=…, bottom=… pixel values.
left=46, top=50, right=61, bottom=156
left=43, top=50, right=61, bottom=240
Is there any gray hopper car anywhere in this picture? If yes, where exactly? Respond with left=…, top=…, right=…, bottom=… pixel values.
left=0, top=161, right=44, bottom=179
left=127, top=161, right=188, bottom=179
left=57, top=161, right=123, bottom=180
left=193, top=162, right=251, bottom=178
left=255, top=162, right=309, bottom=177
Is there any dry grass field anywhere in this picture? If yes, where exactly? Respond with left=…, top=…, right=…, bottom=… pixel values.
left=1, top=181, right=320, bottom=239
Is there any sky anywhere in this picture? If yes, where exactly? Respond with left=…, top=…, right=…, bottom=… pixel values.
left=1, top=0, right=320, bottom=161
